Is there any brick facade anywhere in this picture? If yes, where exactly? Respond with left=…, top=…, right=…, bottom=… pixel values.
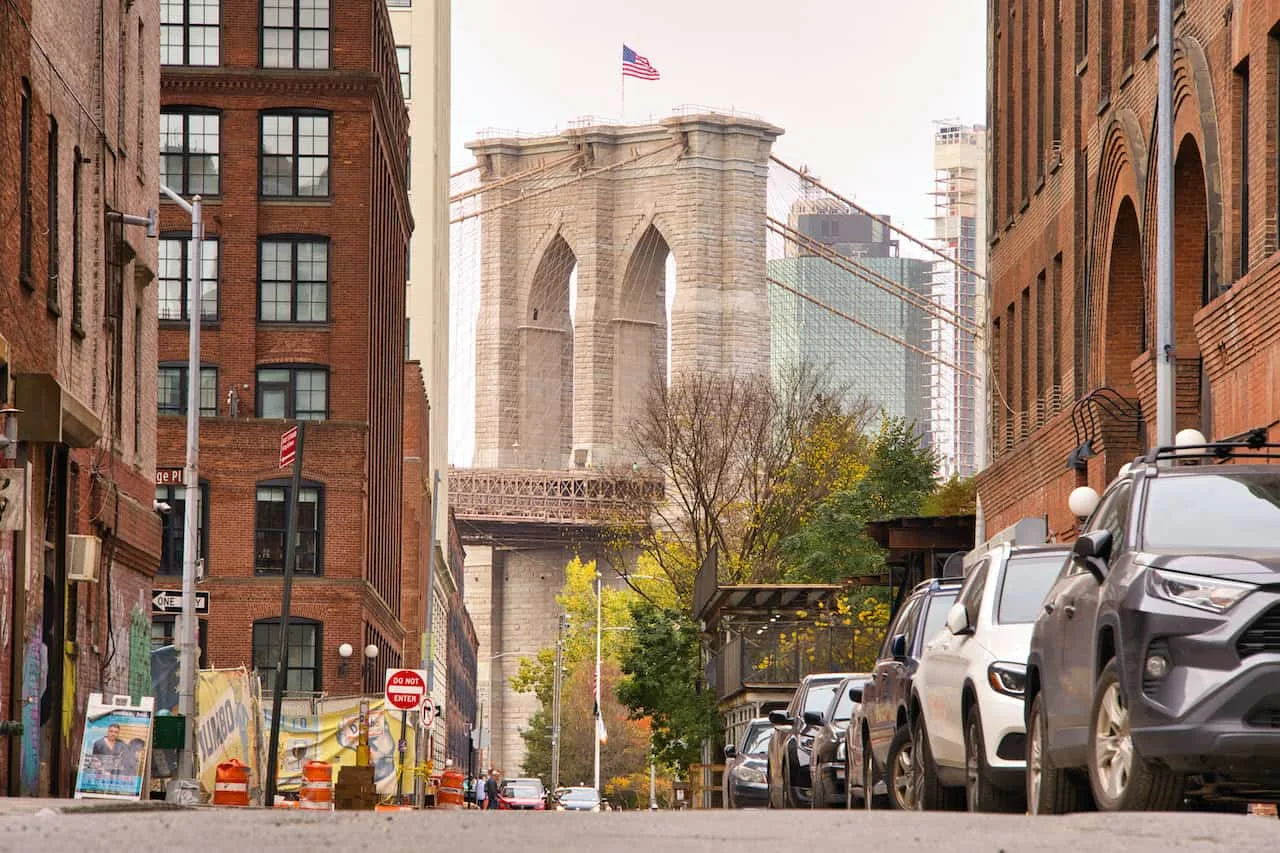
left=980, top=0, right=1280, bottom=538
left=155, top=0, right=411, bottom=697
left=1, top=0, right=161, bottom=796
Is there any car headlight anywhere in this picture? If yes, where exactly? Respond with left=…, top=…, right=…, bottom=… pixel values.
left=1147, top=569, right=1254, bottom=613
left=987, top=661, right=1027, bottom=697
left=739, top=765, right=767, bottom=784
left=836, top=741, right=847, bottom=761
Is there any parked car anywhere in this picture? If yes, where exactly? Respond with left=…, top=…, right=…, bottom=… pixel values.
left=554, top=786, right=602, bottom=812
left=850, top=576, right=962, bottom=810
left=1026, top=437, right=1280, bottom=813
left=767, top=673, right=854, bottom=808
left=911, top=523, right=1070, bottom=812
left=499, top=777, right=547, bottom=810
left=723, top=717, right=772, bottom=808
left=808, top=674, right=870, bottom=808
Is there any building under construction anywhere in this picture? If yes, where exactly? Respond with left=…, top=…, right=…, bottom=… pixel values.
left=927, top=121, right=988, bottom=478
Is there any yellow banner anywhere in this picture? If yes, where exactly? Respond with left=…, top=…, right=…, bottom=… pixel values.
left=265, top=697, right=418, bottom=797
left=195, top=669, right=261, bottom=798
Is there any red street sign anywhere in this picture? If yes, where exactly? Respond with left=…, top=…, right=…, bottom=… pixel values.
left=279, top=426, right=298, bottom=469
left=384, top=668, right=428, bottom=712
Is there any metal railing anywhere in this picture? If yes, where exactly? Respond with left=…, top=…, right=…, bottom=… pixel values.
left=450, top=468, right=660, bottom=527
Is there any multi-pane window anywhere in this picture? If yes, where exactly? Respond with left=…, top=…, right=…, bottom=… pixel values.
left=253, top=619, right=320, bottom=692
left=396, top=46, right=411, bottom=99
left=158, top=364, right=218, bottom=417
left=47, top=117, right=59, bottom=310
left=159, top=235, right=219, bottom=321
left=156, top=481, right=209, bottom=575
left=256, top=366, right=327, bottom=420
left=259, top=238, right=328, bottom=322
left=161, top=0, right=220, bottom=66
left=261, top=0, right=330, bottom=69
left=260, top=111, right=330, bottom=197
left=161, top=109, right=220, bottom=195
left=254, top=484, right=322, bottom=573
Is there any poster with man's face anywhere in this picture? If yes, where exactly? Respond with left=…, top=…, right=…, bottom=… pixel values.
left=74, top=695, right=154, bottom=800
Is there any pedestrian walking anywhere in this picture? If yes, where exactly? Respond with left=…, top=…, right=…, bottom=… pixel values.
left=484, top=768, right=501, bottom=810
left=475, top=775, right=487, bottom=809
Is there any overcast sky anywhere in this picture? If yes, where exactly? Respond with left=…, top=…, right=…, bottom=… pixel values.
left=451, top=0, right=988, bottom=240
left=448, top=0, right=988, bottom=463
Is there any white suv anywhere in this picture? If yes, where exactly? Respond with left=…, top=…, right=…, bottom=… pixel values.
left=910, top=536, right=1070, bottom=812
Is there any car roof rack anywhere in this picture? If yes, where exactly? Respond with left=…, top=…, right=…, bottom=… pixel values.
left=1141, top=438, right=1280, bottom=467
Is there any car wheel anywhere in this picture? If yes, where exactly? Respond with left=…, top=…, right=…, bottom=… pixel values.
left=862, top=735, right=888, bottom=810
left=964, top=703, right=1023, bottom=813
left=1027, top=692, right=1091, bottom=814
left=911, top=712, right=962, bottom=809
left=886, top=724, right=915, bottom=810
left=1087, top=658, right=1183, bottom=811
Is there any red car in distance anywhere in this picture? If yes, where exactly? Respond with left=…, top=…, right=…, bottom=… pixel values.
left=498, top=778, right=547, bottom=810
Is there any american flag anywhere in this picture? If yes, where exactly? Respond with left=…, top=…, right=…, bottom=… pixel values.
left=622, top=45, right=660, bottom=81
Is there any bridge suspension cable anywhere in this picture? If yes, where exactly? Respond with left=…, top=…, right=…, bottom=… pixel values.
left=766, top=277, right=978, bottom=379
left=771, top=155, right=987, bottom=282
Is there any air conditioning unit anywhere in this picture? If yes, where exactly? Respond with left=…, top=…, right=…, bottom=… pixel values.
left=67, top=534, right=102, bottom=583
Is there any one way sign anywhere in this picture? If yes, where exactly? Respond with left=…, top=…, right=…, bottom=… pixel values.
left=152, top=589, right=210, bottom=615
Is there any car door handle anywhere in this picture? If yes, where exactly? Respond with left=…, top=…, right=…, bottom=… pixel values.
left=1043, top=601, right=1055, bottom=614
left=1064, top=604, right=1077, bottom=618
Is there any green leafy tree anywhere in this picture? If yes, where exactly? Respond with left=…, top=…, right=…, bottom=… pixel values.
left=781, top=417, right=938, bottom=583
left=616, top=601, right=721, bottom=771
left=922, top=473, right=978, bottom=517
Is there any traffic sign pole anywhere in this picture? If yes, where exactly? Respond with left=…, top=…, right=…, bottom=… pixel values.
left=264, top=421, right=306, bottom=806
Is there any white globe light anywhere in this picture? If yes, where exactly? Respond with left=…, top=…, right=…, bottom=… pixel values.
left=1174, top=428, right=1207, bottom=456
left=337, top=643, right=353, bottom=659
left=364, top=643, right=380, bottom=660
left=1068, top=486, right=1101, bottom=519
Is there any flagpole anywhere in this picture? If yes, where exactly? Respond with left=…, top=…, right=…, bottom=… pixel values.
left=593, top=568, right=602, bottom=795
left=620, top=69, right=626, bottom=120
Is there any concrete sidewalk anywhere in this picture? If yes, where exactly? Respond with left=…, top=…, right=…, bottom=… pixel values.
left=0, top=797, right=190, bottom=816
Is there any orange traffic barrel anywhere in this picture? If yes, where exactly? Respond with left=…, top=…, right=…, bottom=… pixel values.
left=437, top=768, right=465, bottom=808
left=299, top=760, right=333, bottom=811
left=213, top=759, right=250, bottom=807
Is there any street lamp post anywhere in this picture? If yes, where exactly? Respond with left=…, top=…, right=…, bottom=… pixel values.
left=158, top=185, right=202, bottom=787
left=551, top=613, right=569, bottom=792
left=1155, top=0, right=1175, bottom=448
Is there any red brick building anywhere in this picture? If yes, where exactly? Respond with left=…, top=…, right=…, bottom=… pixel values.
left=1, top=0, right=162, bottom=795
left=155, top=0, right=411, bottom=696
left=979, top=0, right=1280, bottom=537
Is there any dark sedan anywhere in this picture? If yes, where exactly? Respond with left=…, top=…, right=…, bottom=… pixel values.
left=723, top=717, right=772, bottom=808
left=808, top=675, right=870, bottom=808
left=767, top=673, right=854, bottom=808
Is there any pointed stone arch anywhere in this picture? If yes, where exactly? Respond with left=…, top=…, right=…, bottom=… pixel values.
left=518, top=232, right=576, bottom=468
left=613, top=223, right=672, bottom=447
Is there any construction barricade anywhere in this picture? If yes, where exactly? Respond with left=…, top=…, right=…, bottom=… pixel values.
left=212, top=759, right=250, bottom=807
left=299, top=760, right=333, bottom=811
left=437, top=768, right=465, bottom=809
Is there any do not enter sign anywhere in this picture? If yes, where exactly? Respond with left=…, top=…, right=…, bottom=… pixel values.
left=384, top=668, right=429, bottom=712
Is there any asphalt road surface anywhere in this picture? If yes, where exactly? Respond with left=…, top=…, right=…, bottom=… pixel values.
left=3, top=807, right=1279, bottom=853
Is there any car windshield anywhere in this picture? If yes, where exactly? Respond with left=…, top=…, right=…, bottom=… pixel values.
left=561, top=788, right=598, bottom=802
left=803, top=681, right=840, bottom=714
left=1143, top=472, right=1280, bottom=553
left=921, top=590, right=958, bottom=642
left=829, top=681, right=862, bottom=722
left=505, top=783, right=540, bottom=798
left=743, top=723, right=772, bottom=756
left=996, top=553, right=1067, bottom=623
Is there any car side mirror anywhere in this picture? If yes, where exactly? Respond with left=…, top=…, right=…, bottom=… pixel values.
left=946, top=602, right=973, bottom=635
left=723, top=744, right=737, bottom=759
left=848, top=685, right=863, bottom=704
left=768, top=710, right=792, bottom=728
left=1073, top=530, right=1112, bottom=581
left=890, top=634, right=908, bottom=661
left=802, top=710, right=824, bottom=727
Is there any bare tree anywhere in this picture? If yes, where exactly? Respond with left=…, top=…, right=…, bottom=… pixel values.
left=625, top=366, right=874, bottom=601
